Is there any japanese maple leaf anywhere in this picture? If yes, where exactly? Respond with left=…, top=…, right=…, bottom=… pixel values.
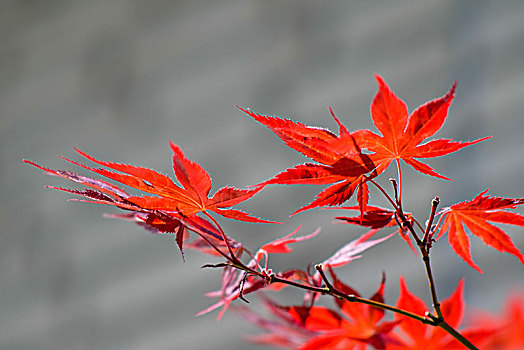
left=333, top=205, right=397, bottom=229
left=320, top=228, right=395, bottom=269
left=391, top=277, right=495, bottom=349
left=23, top=158, right=244, bottom=259
left=235, top=298, right=317, bottom=348
left=254, top=225, right=320, bottom=271
left=435, top=190, right=524, bottom=273
left=239, top=273, right=400, bottom=349
left=199, top=227, right=319, bottom=319
left=29, top=142, right=274, bottom=223
left=24, top=159, right=191, bottom=239
left=240, top=106, right=376, bottom=215
left=468, top=292, right=524, bottom=349
left=288, top=273, right=400, bottom=350
left=353, top=75, right=490, bottom=180
left=330, top=205, right=417, bottom=254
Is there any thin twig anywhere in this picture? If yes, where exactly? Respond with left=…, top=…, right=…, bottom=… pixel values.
left=371, top=178, right=422, bottom=244
left=238, top=271, right=250, bottom=303
left=423, top=197, right=440, bottom=245
left=314, top=264, right=432, bottom=324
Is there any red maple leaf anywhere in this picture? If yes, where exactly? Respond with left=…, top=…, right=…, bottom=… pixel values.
left=353, top=75, right=490, bottom=180
left=240, top=106, right=376, bottom=215
left=280, top=273, right=399, bottom=349
left=332, top=205, right=397, bottom=229
left=27, top=142, right=274, bottom=223
left=235, top=298, right=317, bottom=348
left=238, top=272, right=400, bottom=349
left=320, top=228, right=395, bottom=269
left=391, top=277, right=495, bottom=349
left=330, top=205, right=417, bottom=254
left=435, top=190, right=524, bottom=273
left=23, top=157, right=247, bottom=259
left=468, top=292, right=524, bottom=349
left=254, top=225, right=320, bottom=272
left=241, top=76, right=488, bottom=215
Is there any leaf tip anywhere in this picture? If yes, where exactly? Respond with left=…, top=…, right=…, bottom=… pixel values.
left=374, top=73, right=385, bottom=84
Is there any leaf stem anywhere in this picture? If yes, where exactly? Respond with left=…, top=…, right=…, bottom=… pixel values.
left=203, top=211, right=239, bottom=262
left=369, top=178, right=422, bottom=244
left=412, top=218, right=426, bottom=233
left=179, top=216, right=235, bottom=263
left=395, top=159, right=403, bottom=208
left=369, top=178, right=398, bottom=210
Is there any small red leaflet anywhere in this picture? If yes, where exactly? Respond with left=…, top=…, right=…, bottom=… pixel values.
left=435, top=190, right=524, bottom=273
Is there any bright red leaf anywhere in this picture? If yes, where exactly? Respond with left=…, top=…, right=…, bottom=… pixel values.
left=27, top=143, right=274, bottom=223
left=241, top=273, right=400, bottom=349
left=240, top=106, right=376, bottom=215
left=468, top=292, right=524, bottom=349
left=435, top=190, right=524, bottom=273
left=353, top=75, right=489, bottom=180
left=23, top=158, right=246, bottom=259
left=391, top=277, right=495, bottom=349
left=330, top=205, right=418, bottom=254
left=332, top=205, right=397, bottom=229
left=287, top=273, right=400, bottom=350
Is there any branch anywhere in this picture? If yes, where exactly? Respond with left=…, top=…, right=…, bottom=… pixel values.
left=423, top=197, right=440, bottom=245
left=365, top=184, right=478, bottom=349
left=314, top=264, right=432, bottom=324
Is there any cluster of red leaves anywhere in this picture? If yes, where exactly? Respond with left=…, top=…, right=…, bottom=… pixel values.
left=240, top=75, right=524, bottom=273
left=240, top=76, right=488, bottom=215
left=25, top=140, right=395, bottom=319
left=239, top=274, right=509, bottom=349
left=199, top=226, right=394, bottom=320
left=390, top=277, right=494, bottom=349
left=25, top=75, right=524, bottom=349
left=237, top=271, right=398, bottom=350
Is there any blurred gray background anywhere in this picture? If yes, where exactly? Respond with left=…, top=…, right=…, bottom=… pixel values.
left=3, top=0, right=524, bottom=349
